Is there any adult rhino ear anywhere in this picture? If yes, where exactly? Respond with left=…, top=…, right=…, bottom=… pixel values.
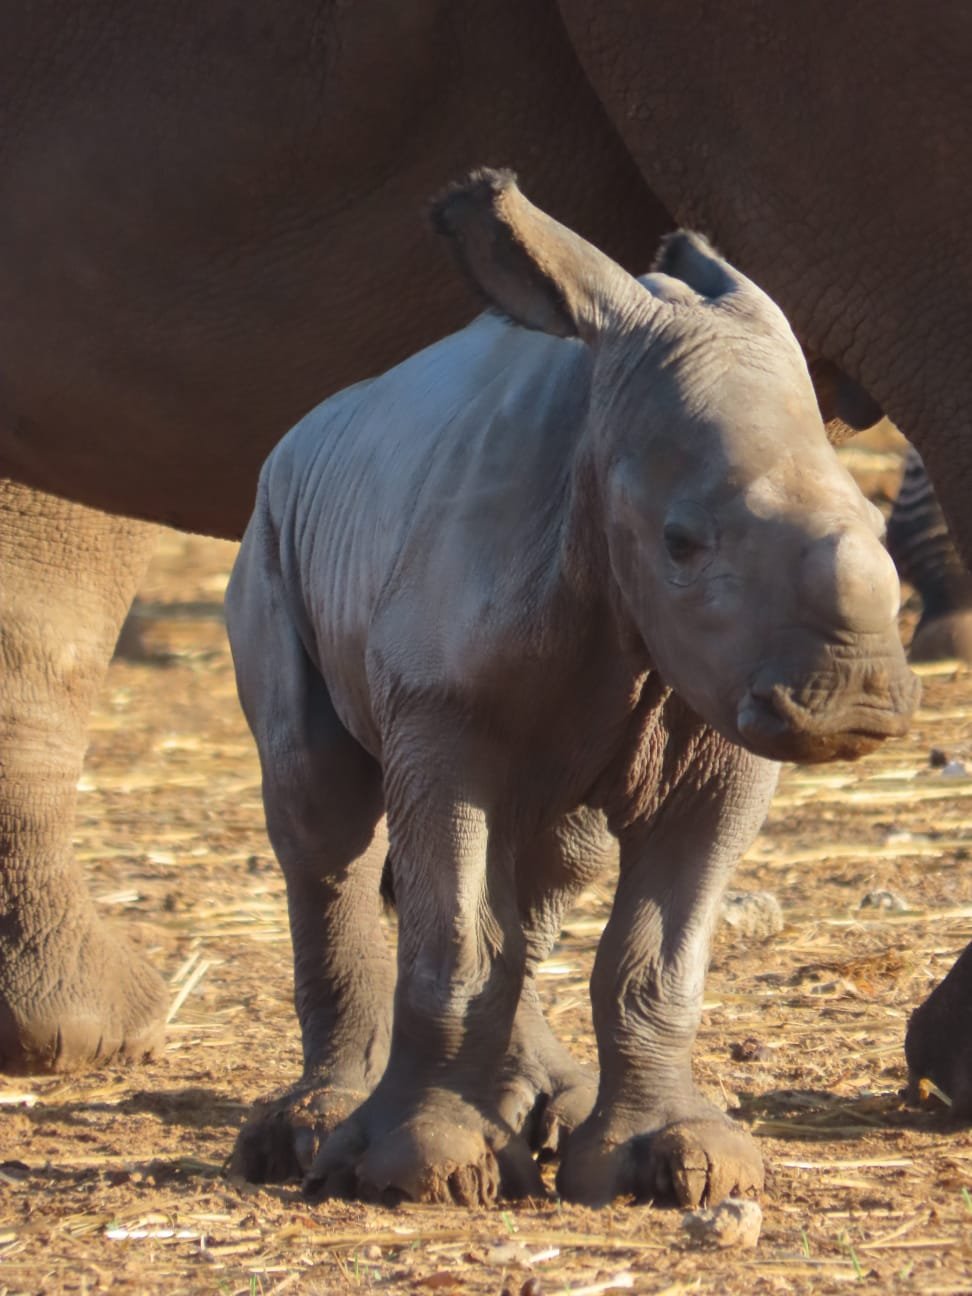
left=652, top=230, right=747, bottom=300
left=431, top=168, right=648, bottom=345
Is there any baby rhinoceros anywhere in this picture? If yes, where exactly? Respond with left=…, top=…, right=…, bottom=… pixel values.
left=226, top=170, right=918, bottom=1210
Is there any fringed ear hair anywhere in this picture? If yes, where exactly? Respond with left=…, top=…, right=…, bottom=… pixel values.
left=431, top=167, right=652, bottom=345
left=652, top=230, right=739, bottom=299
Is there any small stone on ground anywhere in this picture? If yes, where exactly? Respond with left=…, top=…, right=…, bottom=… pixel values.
left=720, top=890, right=783, bottom=940
left=859, top=889, right=909, bottom=912
left=681, top=1196, right=763, bottom=1249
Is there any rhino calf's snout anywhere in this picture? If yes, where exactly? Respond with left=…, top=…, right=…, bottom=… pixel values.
left=799, top=527, right=901, bottom=635
left=737, top=647, right=920, bottom=763
left=728, top=514, right=917, bottom=763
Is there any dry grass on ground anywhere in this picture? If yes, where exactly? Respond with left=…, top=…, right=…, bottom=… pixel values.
left=2, top=447, right=971, bottom=1295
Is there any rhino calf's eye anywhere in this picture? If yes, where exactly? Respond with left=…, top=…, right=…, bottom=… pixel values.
left=663, top=523, right=705, bottom=563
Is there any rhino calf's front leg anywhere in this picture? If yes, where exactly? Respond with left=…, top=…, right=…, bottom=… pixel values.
left=559, top=731, right=779, bottom=1207
left=305, top=712, right=543, bottom=1207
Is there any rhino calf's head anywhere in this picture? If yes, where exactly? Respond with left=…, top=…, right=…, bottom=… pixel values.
left=434, top=170, right=919, bottom=763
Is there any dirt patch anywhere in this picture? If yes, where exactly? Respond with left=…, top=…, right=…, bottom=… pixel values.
left=1, top=521, right=971, bottom=1296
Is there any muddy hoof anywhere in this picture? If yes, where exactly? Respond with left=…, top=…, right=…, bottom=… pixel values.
left=304, top=1089, right=544, bottom=1206
left=635, top=1119, right=764, bottom=1207
left=497, top=992, right=597, bottom=1158
left=0, top=922, right=167, bottom=1075
left=496, top=1053, right=596, bottom=1158
left=530, top=1081, right=597, bottom=1159
left=905, top=941, right=972, bottom=1118
left=230, top=1082, right=366, bottom=1183
left=909, top=611, right=972, bottom=664
left=558, top=1112, right=763, bottom=1208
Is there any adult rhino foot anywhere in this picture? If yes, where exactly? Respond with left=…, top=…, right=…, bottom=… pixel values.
left=0, top=919, right=167, bottom=1075
left=558, top=1105, right=763, bottom=1208
left=304, top=1087, right=544, bottom=1206
left=496, top=1020, right=596, bottom=1157
left=229, top=1081, right=366, bottom=1183
left=909, top=611, right=972, bottom=664
left=905, top=941, right=972, bottom=1118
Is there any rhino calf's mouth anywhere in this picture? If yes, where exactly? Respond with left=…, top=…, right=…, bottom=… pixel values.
left=736, top=667, right=920, bottom=763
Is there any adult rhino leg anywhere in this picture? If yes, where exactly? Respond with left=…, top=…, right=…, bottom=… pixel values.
left=225, top=515, right=392, bottom=1184
left=886, top=447, right=972, bottom=664
left=889, top=453, right=972, bottom=1111
left=498, top=808, right=615, bottom=1156
left=0, top=479, right=165, bottom=1073
left=905, top=941, right=972, bottom=1118
left=305, top=713, right=542, bottom=1207
left=558, top=735, right=778, bottom=1208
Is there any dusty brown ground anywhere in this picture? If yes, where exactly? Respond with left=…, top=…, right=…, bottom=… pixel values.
left=2, top=435, right=971, bottom=1295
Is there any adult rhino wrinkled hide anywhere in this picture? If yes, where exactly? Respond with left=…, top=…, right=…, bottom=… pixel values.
left=225, top=172, right=918, bottom=1207
left=2, top=0, right=968, bottom=1142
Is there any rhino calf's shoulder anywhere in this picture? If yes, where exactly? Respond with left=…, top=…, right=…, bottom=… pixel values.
left=226, top=169, right=918, bottom=1207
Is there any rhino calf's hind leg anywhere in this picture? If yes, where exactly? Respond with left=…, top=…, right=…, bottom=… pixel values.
left=0, top=480, right=166, bottom=1074
left=226, top=512, right=393, bottom=1183
left=498, top=809, right=615, bottom=1154
left=559, top=732, right=778, bottom=1208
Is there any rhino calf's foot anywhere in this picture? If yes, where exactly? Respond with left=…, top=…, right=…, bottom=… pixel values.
left=498, top=1057, right=596, bottom=1160
left=304, top=1084, right=544, bottom=1207
left=905, top=940, right=972, bottom=1118
left=229, top=1081, right=369, bottom=1184
left=497, top=992, right=596, bottom=1157
left=637, top=1117, right=763, bottom=1207
left=0, top=915, right=167, bottom=1075
left=557, top=1102, right=763, bottom=1208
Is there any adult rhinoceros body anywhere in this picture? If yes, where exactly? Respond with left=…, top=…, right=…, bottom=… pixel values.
left=223, top=172, right=916, bottom=1205
left=0, top=3, right=968, bottom=1127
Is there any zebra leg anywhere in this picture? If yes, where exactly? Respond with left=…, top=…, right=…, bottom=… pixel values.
left=886, top=446, right=972, bottom=663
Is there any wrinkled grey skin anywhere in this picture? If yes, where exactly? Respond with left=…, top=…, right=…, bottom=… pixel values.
left=225, top=173, right=917, bottom=1207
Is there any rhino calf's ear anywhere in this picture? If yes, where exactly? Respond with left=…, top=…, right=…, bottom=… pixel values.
left=431, top=169, right=576, bottom=337
left=653, top=230, right=738, bottom=300
left=430, top=167, right=644, bottom=345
